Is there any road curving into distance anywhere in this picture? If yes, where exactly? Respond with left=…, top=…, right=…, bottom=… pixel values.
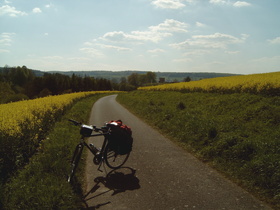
left=84, top=94, right=272, bottom=210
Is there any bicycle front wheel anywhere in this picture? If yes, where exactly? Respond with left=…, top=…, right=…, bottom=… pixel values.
left=68, top=144, right=83, bottom=182
left=104, top=145, right=130, bottom=169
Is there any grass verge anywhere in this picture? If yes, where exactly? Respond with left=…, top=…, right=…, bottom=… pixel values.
left=117, top=91, right=280, bottom=209
left=1, top=93, right=111, bottom=209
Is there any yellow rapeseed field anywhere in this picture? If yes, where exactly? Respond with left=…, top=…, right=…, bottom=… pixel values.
left=0, top=91, right=115, bottom=180
left=0, top=91, right=102, bottom=138
left=0, top=90, right=122, bottom=187
left=139, top=72, right=280, bottom=95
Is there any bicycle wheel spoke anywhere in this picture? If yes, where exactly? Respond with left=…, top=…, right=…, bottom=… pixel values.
left=104, top=145, right=130, bottom=169
left=107, top=156, right=116, bottom=162
left=106, top=151, right=115, bottom=157
left=107, top=154, right=116, bottom=159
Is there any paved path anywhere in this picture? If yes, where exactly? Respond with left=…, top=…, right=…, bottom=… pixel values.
left=84, top=95, right=271, bottom=210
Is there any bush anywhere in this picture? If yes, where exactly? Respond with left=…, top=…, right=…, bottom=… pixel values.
left=177, top=102, right=186, bottom=110
left=4, top=93, right=29, bottom=103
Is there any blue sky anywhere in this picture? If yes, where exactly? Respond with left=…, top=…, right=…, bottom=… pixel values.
left=0, top=0, right=280, bottom=74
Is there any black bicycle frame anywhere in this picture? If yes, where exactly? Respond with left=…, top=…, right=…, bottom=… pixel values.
left=79, top=132, right=109, bottom=171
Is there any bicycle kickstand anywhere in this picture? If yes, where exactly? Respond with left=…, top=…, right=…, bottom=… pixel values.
left=97, top=163, right=103, bottom=172
left=97, top=160, right=108, bottom=174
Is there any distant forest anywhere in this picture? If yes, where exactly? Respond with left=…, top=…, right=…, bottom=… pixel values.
left=0, top=65, right=238, bottom=104
left=39, top=70, right=238, bottom=83
left=0, top=66, right=156, bottom=103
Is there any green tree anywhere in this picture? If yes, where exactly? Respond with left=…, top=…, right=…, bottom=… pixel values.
left=9, top=66, right=35, bottom=87
left=183, top=76, right=191, bottom=82
left=83, top=76, right=96, bottom=91
left=120, top=77, right=127, bottom=84
left=145, top=72, right=156, bottom=84
left=71, top=74, right=81, bottom=92
left=25, top=77, right=44, bottom=98
left=128, top=72, right=157, bottom=87
left=128, top=73, right=139, bottom=87
left=38, top=88, right=52, bottom=98
left=0, top=82, right=15, bottom=103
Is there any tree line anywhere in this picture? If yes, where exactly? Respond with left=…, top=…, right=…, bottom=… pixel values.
left=0, top=65, right=157, bottom=104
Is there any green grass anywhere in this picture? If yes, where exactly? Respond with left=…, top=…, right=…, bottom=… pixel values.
left=117, top=91, right=280, bottom=209
left=1, top=93, right=111, bottom=209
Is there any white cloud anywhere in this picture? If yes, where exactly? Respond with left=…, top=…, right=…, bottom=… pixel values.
left=0, top=32, right=15, bottom=46
left=45, top=4, right=52, bottom=8
left=81, top=19, right=189, bottom=61
left=102, top=31, right=127, bottom=42
left=148, top=48, right=166, bottom=53
left=84, top=41, right=94, bottom=46
left=268, top=37, right=280, bottom=44
left=209, top=0, right=227, bottom=5
left=80, top=48, right=104, bottom=57
left=101, top=29, right=169, bottom=43
left=126, top=30, right=172, bottom=43
left=0, top=49, right=10, bottom=53
left=32, top=8, right=42, bottom=13
left=150, top=19, right=188, bottom=33
left=171, top=33, right=248, bottom=49
left=233, top=1, right=251, bottom=7
left=241, top=33, right=250, bottom=40
left=67, top=57, right=91, bottom=61
left=151, top=0, right=186, bottom=9
left=45, top=4, right=56, bottom=10
left=96, top=43, right=132, bottom=51
left=209, top=0, right=251, bottom=7
left=81, top=19, right=188, bottom=60
left=101, top=19, right=187, bottom=43
left=225, top=50, right=240, bottom=54
left=173, top=58, right=192, bottom=62
left=0, top=5, right=27, bottom=17
left=196, top=22, right=206, bottom=27
left=183, top=49, right=211, bottom=56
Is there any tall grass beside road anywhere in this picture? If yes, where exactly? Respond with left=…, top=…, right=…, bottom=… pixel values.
left=1, top=92, right=115, bottom=209
left=117, top=91, right=280, bottom=209
left=0, top=91, right=107, bottom=185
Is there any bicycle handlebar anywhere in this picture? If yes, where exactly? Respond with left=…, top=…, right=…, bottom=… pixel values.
left=68, top=119, right=109, bottom=135
left=68, top=119, right=82, bottom=126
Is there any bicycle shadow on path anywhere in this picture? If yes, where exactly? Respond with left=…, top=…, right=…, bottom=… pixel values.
left=83, top=167, right=140, bottom=209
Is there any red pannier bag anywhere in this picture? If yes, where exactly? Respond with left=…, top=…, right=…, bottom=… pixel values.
left=107, top=120, right=133, bottom=155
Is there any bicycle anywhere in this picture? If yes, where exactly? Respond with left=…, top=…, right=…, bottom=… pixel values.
left=67, top=119, right=130, bottom=183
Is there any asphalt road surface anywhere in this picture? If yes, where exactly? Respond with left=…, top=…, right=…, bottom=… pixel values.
left=84, top=94, right=271, bottom=210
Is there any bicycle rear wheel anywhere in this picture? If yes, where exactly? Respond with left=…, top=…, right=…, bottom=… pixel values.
left=68, top=144, right=83, bottom=182
left=104, top=144, right=130, bottom=169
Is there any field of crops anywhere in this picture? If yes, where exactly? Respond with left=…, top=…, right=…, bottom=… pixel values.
left=117, top=91, right=280, bottom=208
left=1, top=93, right=114, bottom=209
left=140, top=72, right=280, bottom=96
left=0, top=91, right=112, bottom=183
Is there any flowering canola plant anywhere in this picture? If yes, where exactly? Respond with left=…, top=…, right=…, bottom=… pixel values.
left=139, top=72, right=280, bottom=96
left=0, top=92, right=102, bottom=137
left=0, top=91, right=112, bottom=179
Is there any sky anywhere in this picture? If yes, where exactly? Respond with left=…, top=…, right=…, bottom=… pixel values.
left=0, top=0, right=280, bottom=74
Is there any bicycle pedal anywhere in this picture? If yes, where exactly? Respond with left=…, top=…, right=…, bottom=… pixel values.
left=93, top=157, right=101, bottom=165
